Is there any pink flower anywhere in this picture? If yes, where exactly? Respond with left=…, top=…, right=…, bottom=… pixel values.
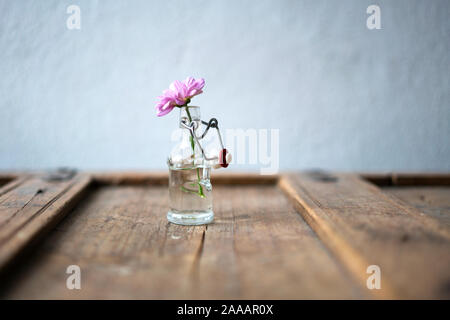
left=155, top=77, right=205, bottom=117
left=183, top=77, right=205, bottom=99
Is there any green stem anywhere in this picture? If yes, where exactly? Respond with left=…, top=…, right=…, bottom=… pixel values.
left=184, top=106, right=205, bottom=198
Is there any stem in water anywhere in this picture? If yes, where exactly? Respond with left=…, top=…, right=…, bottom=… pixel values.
left=184, top=106, right=205, bottom=198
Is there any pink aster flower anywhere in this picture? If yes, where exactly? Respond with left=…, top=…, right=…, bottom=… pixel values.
left=155, top=77, right=205, bottom=117
left=183, top=77, right=205, bottom=99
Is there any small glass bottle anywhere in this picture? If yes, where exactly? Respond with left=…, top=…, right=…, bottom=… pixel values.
left=167, top=106, right=214, bottom=225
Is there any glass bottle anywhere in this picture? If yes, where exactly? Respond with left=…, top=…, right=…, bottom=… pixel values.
left=167, top=106, right=214, bottom=225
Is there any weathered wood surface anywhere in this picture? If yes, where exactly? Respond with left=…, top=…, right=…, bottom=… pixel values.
left=0, top=171, right=449, bottom=299
left=193, top=185, right=366, bottom=299
left=279, top=172, right=450, bottom=299
left=382, top=186, right=450, bottom=228
left=0, top=174, right=91, bottom=274
left=0, top=184, right=366, bottom=299
left=0, top=176, right=30, bottom=197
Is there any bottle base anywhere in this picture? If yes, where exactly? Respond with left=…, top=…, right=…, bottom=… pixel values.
left=167, top=210, right=214, bottom=225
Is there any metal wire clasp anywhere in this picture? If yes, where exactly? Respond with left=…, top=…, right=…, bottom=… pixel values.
left=180, top=117, right=229, bottom=167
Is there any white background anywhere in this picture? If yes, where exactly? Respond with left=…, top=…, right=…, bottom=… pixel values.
left=0, top=0, right=449, bottom=172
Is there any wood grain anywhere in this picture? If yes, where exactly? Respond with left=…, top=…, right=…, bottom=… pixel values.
left=279, top=172, right=450, bottom=299
left=194, top=185, right=366, bottom=299
left=0, top=174, right=92, bottom=274
left=1, top=171, right=449, bottom=299
left=0, top=184, right=365, bottom=299
left=382, top=186, right=450, bottom=228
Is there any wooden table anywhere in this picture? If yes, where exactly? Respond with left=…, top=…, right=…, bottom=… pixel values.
left=0, top=171, right=449, bottom=299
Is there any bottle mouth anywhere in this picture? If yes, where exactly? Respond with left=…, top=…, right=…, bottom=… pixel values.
left=179, top=105, right=201, bottom=128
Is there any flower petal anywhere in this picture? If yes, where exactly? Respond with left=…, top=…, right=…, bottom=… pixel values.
left=156, top=100, right=175, bottom=117
left=155, top=77, right=206, bottom=117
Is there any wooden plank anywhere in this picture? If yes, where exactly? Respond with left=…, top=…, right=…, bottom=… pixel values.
left=91, top=171, right=278, bottom=186
left=195, top=185, right=367, bottom=299
left=92, top=171, right=168, bottom=186
left=382, top=186, right=450, bottom=228
left=391, top=173, right=450, bottom=186
left=0, top=172, right=30, bottom=187
left=0, top=176, right=31, bottom=197
left=0, top=173, right=92, bottom=273
left=279, top=171, right=450, bottom=299
left=0, top=184, right=366, bottom=299
left=360, top=172, right=450, bottom=186
left=0, top=185, right=207, bottom=299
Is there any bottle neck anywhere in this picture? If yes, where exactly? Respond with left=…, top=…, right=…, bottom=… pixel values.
left=179, top=106, right=201, bottom=129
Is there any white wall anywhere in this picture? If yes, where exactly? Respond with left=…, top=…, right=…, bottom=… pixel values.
left=0, top=0, right=449, bottom=172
